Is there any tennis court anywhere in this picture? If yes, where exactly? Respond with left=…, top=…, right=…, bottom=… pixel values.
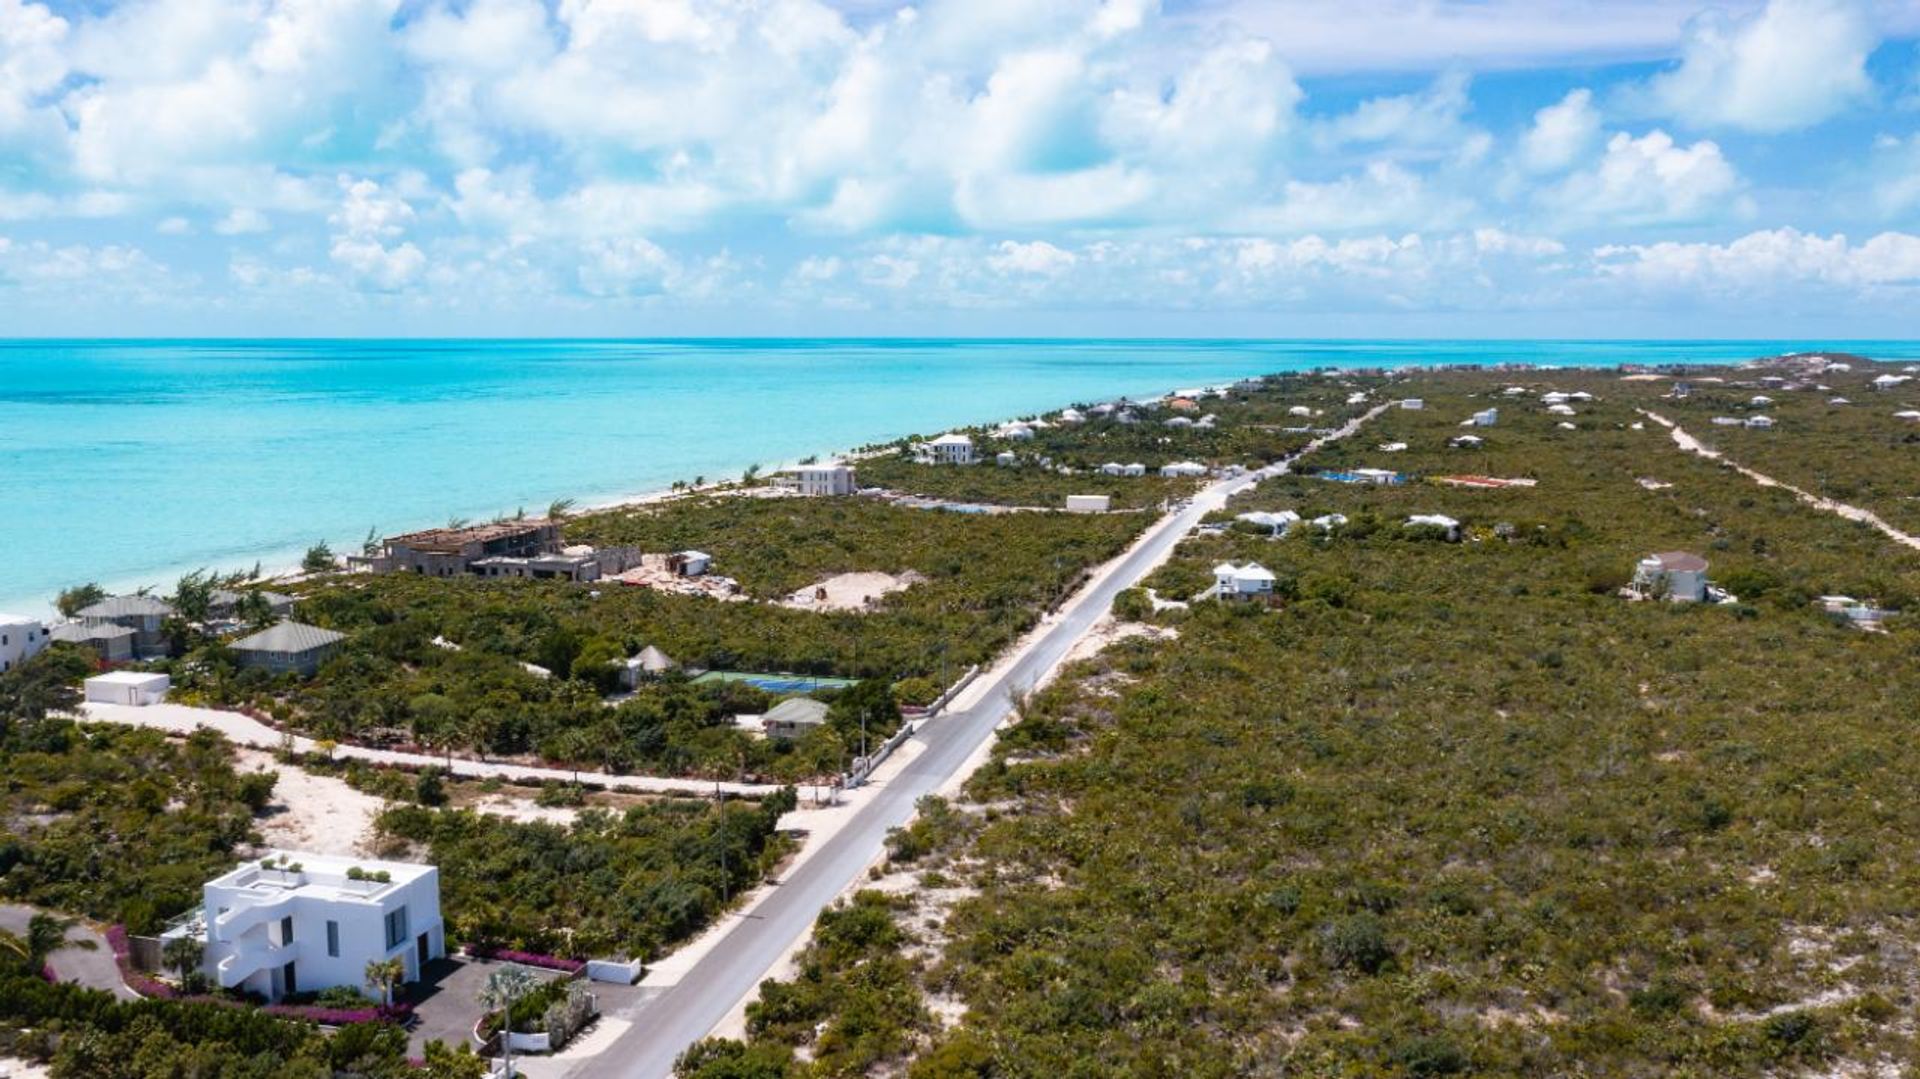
left=692, top=670, right=858, bottom=693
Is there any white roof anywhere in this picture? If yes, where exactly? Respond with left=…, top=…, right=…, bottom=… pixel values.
left=678, top=549, right=712, bottom=560
left=1213, top=561, right=1240, bottom=576
left=85, top=670, right=170, bottom=687
left=0, top=612, right=40, bottom=627
left=1312, top=513, right=1348, bottom=527
left=208, top=849, right=434, bottom=899
left=1407, top=514, right=1460, bottom=529
left=929, top=433, right=973, bottom=445
left=1234, top=564, right=1277, bottom=582
left=1894, top=410, right=1920, bottom=419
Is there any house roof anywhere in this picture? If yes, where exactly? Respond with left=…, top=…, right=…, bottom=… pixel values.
left=929, top=433, right=973, bottom=446
left=1647, top=551, right=1708, bottom=572
left=1234, top=564, right=1277, bottom=582
left=386, top=519, right=554, bottom=554
left=635, top=645, right=677, bottom=671
left=52, top=621, right=135, bottom=642
left=763, top=698, right=830, bottom=726
left=210, top=589, right=293, bottom=609
left=78, top=595, right=174, bottom=619
left=230, top=621, right=346, bottom=654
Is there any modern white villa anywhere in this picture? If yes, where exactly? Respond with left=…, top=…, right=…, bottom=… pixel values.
left=784, top=463, right=858, bottom=496
left=0, top=612, right=48, bottom=673
left=920, top=433, right=976, bottom=465
left=174, top=851, right=446, bottom=1003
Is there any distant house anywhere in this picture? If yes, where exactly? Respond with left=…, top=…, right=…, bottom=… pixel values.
left=1212, top=561, right=1276, bottom=600
left=921, top=433, right=976, bottom=465
left=1065, top=495, right=1111, bottom=513
left=1378, top=441, right=1409, bottom=453
left=1236, top=511, right=1300, bottom=535
left=1745, top=415, right=1775, bottom=429
left=1164, top=416, right=1193, bottom=428
left=1710, top=416, right=1743, bottom=426
left=1288, top=405, right=1313, bottom=418
left=1872, top=374, right=1912, bottom=391
left=0, top=613, right=48, bottom=674
left=761, top=697, right=831, bottom=741
left=1632, top=551, right=1709, bottom=602
left=1160, top=461, right=1208, bottom=478
left=1405, top=514, right=1462, bottom=541
left=354, top=520, right=563, bottom=578
left=668, top=550, right=713, bottom=577
left=1830, top=397, right=1853, bottom=406
left=1541, top=392, right=1571, bottom=405
left=1098, top=461, right=1147, bottom=477
left=1400, top=399, right=1425, bottom=410
left=1311, top=513, right=1348, bottom=531
left=995, top=451, right=1019, bottom=467
left=50, top=621, right=135, bottom=663
left=83, top=670, right=170, bottom=706
left=472, top=545, right=640, bottom=582
left=785, top=464, right=857, bottom=496
left=1749, top=395, right=1773, bottom=407
left=1894, top=410, right=1920, bottom=422
left=78, top=595, right=176, bottom=658
left=1351, top=468, right=1402, bottom=485
left=1448, top=435, right=1484, bottom=449
left=1546, top=403, right=1576, bottom=416
left=619, top=646, right=679, bottom=689
left=230, top=621, right=346, bottom=677
left=1057, top=408, right=1086, bottom=425
left=208, top=589, right=295, bottom=622
left=1167, top=397, right=1199, bottom=412
left=997, top=422, right=1036, bottom=441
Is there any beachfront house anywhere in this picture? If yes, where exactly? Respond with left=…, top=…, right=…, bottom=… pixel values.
left=355, top=520, right=562, bottom=578
left=760, top=698, right=831, bottom=741
left=208, top=589, right=296, bottom=623
left=784, top=464, right=858, bottom=496
left=83, top=670, right=171, bottom=706
left=1212, top=562, right=1277, bottom=600
left=229, top=621, right=347, bottom=677
left=175, top=851, right=445, bottom=1003
left=472, top=544, right=640, bottom=582
left=78, top=595, right=176, bottom=658
left=1065, top=495, right=1112, bottom=513
left=1405, top=514, right=1463, bottom=541
left=1631, top=551, right=1709, bottom=602
left=50, top=621, right=135, bottom=663
left=920, top=433, right=976, bottom=465
left=0, top=613, right=48, bottom=674
left=1161, top=461, right=1209, bottom=478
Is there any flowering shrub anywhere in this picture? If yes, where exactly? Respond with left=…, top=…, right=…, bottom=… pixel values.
left=106, top=924, right=180, bottom=999
left=264, top=1001, right=414, bottom=1027
left=107, top=924, right=409, bottom=1026
left=462, top=945, right=586, bottom=973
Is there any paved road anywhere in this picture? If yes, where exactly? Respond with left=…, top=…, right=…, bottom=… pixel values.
left=0, top=905, right=134, bottom=999
left=571, top=406, right=1385, bottom=1078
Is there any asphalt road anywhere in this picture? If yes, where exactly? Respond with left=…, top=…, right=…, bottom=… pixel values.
left=569, top=407, right=1382, bottom=1078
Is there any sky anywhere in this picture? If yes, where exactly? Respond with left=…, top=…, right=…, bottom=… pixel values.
left=1, top=0, right=1918, bottom=337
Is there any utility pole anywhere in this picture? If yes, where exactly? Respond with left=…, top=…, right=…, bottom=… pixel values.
left=715, top=780, right=729, bottom=904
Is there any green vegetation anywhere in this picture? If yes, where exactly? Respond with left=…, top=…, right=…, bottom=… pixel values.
left=375, top=787, right=798, bottom=960
left=850, top=453, right=1189, bottom=509
left=696, top=363, right=1920, bottom=1077
left=0, top=661, right=275, bottom=932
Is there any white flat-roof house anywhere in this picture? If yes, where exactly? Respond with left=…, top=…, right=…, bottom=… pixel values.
left=1213, top=562, right=1277, bottom=600
left=83, top=671, right=170, bottom=706
left=1405, top=514, right=1463, bottom=541
left=1465, top=408, right=1498, bottom=427
left=785, top=464, right=858, bottom=496
left=1064, top=494, right=1111, bottom=513
left=1632, top=551, right=1709, bottom=602
left=0, top=613, right=48, bottom=674
left=1161, top=461, right=1209, bottom=478
left=920, top=434, right=976, bottom=465
left=186, top=851, right=444, bottom=1003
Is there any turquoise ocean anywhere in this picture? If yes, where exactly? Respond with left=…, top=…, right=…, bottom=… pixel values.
left=5, top=338, right=1920, bottom=617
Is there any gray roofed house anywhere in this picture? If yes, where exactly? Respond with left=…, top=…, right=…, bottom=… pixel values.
left=208, top=589, right=295, bottom=620
left=78, top=595, right=176, bottom=657
left=229, top=621, right=346, bottom=676
left=51, top=621, right=136, bottom=663
left=618, top=645, right=680, bottom=689
left=760, top=698, right=831, bottom=741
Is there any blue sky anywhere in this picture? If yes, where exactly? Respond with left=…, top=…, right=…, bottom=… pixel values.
left=1, top=0, right=1918, bottom=337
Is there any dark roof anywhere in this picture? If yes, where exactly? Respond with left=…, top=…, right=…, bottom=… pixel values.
left=386, top=520, right=555, bottom=554
left=230, top=621, right=346, bottom=654
left=51, top=622, right=135, bottom=642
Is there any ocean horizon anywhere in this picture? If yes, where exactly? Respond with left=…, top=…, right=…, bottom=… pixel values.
left=6, top=337, right=1919, bottom=617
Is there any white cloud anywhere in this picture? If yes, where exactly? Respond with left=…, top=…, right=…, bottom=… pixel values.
left=1320, top=70, right=1475, bottom=155
left=214, top=207, right=270, bottom=235
left=156, top=215, right=192, bottom=235
left=576, top=236, right=676, bottom=298
left=327, top=176, right=425, bottom=290
left=1542, top=130, right=1743, bottom=227
left=988, top=239, right=1078, bottom=275
left=1642, top=0, right=1877, bottom=132
left=1518, top=89, right=1600, bottom=173
left=1594, top=228, right=1920, bottom=290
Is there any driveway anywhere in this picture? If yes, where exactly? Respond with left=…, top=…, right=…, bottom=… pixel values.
left=0, top=904, right=135, bottom=999
left=407, top=955, right=568, bottom=1057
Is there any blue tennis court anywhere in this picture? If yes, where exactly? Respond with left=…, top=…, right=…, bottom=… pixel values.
left=692, top=670, right=858, bottom=693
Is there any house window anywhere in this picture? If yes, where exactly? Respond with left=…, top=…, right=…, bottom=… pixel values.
left=326, top=920, right=340, bottom=958
left=279, top=915, right=294, bottom=947
left=384, top=907, right=408, bottom=950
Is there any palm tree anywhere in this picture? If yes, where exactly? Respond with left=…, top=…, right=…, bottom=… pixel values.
left=546, top=498, right=577, bottom=521
left=479, top=964, right=538, bottom=1074
left=364, top=956, right=406, bottom=1008
left=161, top=935, right=204, bottom=983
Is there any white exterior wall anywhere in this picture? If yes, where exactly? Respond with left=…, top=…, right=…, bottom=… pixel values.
left=83, top=672, right=170, bottom=706
left=201, top=855, right=445, bottom=1002
left=797, top=466, right=856, bottom=496
left=1064, top=495, right=1111, bottom=513
left=0, top=615, right=48, bottom=674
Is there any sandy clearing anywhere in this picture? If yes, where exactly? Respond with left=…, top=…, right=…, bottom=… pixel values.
left=1642, top=410, right=1920, bottom=554
left=237, top=748, right=381, bottom=858
left=780, top=570, right=926, bottom=612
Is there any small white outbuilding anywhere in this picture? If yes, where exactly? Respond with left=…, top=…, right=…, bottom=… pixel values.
left=84, top=670, right=170, bottom=706
left=1065, top=494, right=1112, bottom=513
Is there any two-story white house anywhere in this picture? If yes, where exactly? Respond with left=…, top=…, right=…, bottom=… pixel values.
left=0, top=613, right=48, bottom=674
left=189, top=851, right=445, bottom=1003
left=1213, top=561, right=1277, bottom=600
left=918, top=433, right=976, bottom=465
left=786, top=464, right=857, bottom=496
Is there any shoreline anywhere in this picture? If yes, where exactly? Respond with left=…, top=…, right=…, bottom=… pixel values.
left=5, top=347, right=1865, bottom=618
